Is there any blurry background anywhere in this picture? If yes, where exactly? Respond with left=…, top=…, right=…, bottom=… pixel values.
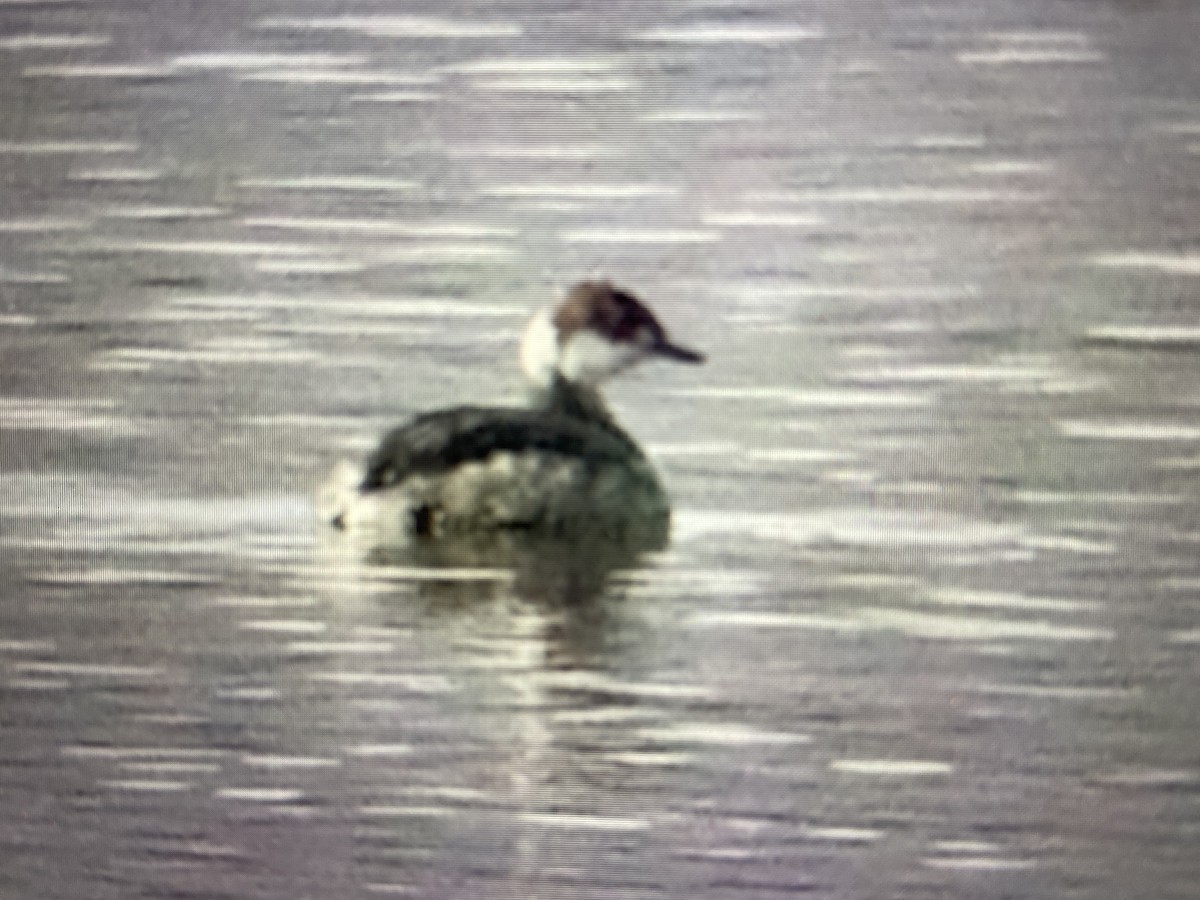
left=2, top=1, right=1199, bottom=897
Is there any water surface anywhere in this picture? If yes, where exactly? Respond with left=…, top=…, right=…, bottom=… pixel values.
left=2, top=0, right=1200, bottom=897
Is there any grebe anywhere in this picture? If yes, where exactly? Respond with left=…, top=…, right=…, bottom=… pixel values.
left=325, top=281, right=703, bottom=539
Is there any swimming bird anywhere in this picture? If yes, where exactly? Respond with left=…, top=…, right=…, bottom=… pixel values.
left=325, top=280, right=703, bottom=540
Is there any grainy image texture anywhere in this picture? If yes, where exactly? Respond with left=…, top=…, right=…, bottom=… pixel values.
left=2, top=1, right=1199, bottom=898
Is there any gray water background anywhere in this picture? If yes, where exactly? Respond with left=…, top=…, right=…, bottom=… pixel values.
left=2, top=0, right=1200, bottom=897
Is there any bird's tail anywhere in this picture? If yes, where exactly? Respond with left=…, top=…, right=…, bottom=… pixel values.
left=316, top=458, right=364, bottom=529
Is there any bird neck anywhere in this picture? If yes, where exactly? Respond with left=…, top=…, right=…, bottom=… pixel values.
left=527, top=375, right=648, bottom=460
left=531, top=375, right=615, bottom=425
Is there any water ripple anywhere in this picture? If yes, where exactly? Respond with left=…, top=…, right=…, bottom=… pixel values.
left=253, top=16, right=521, bottom=39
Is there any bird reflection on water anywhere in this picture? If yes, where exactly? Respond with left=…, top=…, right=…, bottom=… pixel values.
left=330, top=514, right=669, bottom=615
left=314, top=521, right=677, bottom=895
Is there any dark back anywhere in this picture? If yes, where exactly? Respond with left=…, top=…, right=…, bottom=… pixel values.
left=360, top=379, right=645, bottom=491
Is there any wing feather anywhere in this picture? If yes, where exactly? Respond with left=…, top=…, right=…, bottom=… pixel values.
left=360, top=406, right=642, bottom=491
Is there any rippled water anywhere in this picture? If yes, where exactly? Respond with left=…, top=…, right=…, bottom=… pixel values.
left=3, top=0, right=1200, bottom=897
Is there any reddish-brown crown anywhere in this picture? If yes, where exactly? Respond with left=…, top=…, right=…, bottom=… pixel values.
left=552, top=281, right=703, bottom=363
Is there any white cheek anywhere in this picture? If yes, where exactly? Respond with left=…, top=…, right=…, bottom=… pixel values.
left=558, top=332, right=643, bottom=384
